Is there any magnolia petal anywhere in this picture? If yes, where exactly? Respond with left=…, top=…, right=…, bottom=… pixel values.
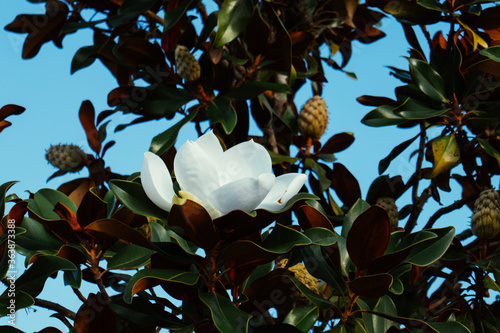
left=209, top=173, right=275, bottom=214
left=141, top=152, right=175, bottom=211
left=174, top=140, right=220, bottom=203
left=217, top=140, right=272, bottom=185
left=257, top=173, right=307, bottom=211
left=193, top=130, right=224, bottom=160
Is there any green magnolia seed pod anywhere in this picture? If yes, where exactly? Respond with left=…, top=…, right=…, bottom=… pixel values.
left=297, top=96, right=329, bottom=140
left=471, top=188, right=500, bottom=239
left=376, top=197, right=399, bottom=230
left=45, top=144, right=86, bottom=172
left=175, top=45, right=201, bottom=82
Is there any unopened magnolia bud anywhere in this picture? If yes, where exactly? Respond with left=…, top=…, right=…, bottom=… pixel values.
left=376, top=197, right=398, bottom=230
left=297, top=96, right=329, bottom=140
left=45, top=144, right=86, bottom=172
left=175, top=45, right=201, bottom=81
left=471, top=188, right=500, bottom=239
left=276, top=259, right=319, bottom=298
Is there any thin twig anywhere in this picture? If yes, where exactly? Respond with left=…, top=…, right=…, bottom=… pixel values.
left=405, top=122, right=427, bottom=232
left=424, top=192, right=478, bottom=229
left=456, top=229, right=473, bottom=242
left=264, top=127, right=280, bottom=155
left=145, top=10, right=164, bottom=25
left=34, top=298, right=76, bottom=320
left=419, top=25, right=433, bottom=53
left=72, top=287, right=87, bottom=303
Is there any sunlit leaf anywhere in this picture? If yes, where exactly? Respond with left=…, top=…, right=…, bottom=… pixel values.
left=425, top=134, right=460, bottom=178
left=214, top=0, right=254, bottom=48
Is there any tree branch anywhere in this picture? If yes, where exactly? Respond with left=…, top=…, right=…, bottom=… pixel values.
left=424, top=192, right=478, bottom=229
left=34, top=298, right=76, bottom=320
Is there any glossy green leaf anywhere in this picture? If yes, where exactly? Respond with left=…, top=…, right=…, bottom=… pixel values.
left=214, top=0, right=254, bottom=48
left=304, top=158, right=331, bottom=192
left=0, top=181, right=18, bottom=217
left=286, top=275, right=333, bottom=308
left=362, top=295, right=397, bottom=333
left=149, top=221, right=170, bottom=243
left=149, top=110, right=198, bottom=155
left=268, top=150, right=300, bottom=165
left=405, top=226, right=455, bottom=266
left=7, top=255, right=76, bottom=299
left=484, top=274, right=500, bottom=292
left=0, top=290, right=34, bottom=316
left=167, top=229, right=200, bottom=256
left=109, top=180, right=167, bottom=222
left=164, top=0, right=197, bottom=31
left=220, top=224, right=312, bottom=265
left=283, top=305, right=319, bottom=332
left=27, top=188, right=78, bottom=221
left=63, top=268, right=82, bottom=289
left=107, top=244, right=154, bottom=270
left=341, top=199, right=371, bottom=238
left=206, top=96, right=237, bottom=134
left=361, top=105, right=406, bottom=127
left=359, top=310, right=471, bottom=332
left=124, top=269, right=199, bottom=303
left=426, top=322, right=472, bottom=333
left=301, top=245, right=345, bottom=293
left=379, top=132, right=420, bottom=174
left=225, top=81, right=292, bottom=100
left=241, top=261, right=273, bottom=293
left=71, top=44, right=100, bottom=74
left=416, top=0, right=447, bottom=11
left=16, top=217, right=64, bottom=251
left=480, top=46, right=500, bottom=62
left=406, top=57, right=447, bottom=102
left=394, top=98, right=448, bottom=119
left=477, top=138, right=500, bottom=167
left=110, top=297, right=184, bottom=329
left=426, top=134, right=460, bottom=178
left=303, top=227, right=337, bottom=246
left=200, top=292, right=252, bottom=333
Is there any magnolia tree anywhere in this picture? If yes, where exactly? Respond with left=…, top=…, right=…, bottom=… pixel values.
left=2, top=0, right=500, bottom=332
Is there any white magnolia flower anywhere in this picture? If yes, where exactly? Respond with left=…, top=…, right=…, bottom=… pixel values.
left=141, top=131, right=307, bottom=219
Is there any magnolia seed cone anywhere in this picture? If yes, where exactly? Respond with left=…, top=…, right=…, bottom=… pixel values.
left=471, top=188, right=500, bottom=239
left=297, top=96, right=329, bottom=140
left=175, top=45, right=201, bottom=82
left=376, top=197, right=398, bottom=230
left=45, top=144, right=86, bottom=172
left=276, top=259, right=319, bottom=298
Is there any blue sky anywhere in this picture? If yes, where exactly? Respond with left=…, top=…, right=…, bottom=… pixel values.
left=0, top=1, right=475, bottom=331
